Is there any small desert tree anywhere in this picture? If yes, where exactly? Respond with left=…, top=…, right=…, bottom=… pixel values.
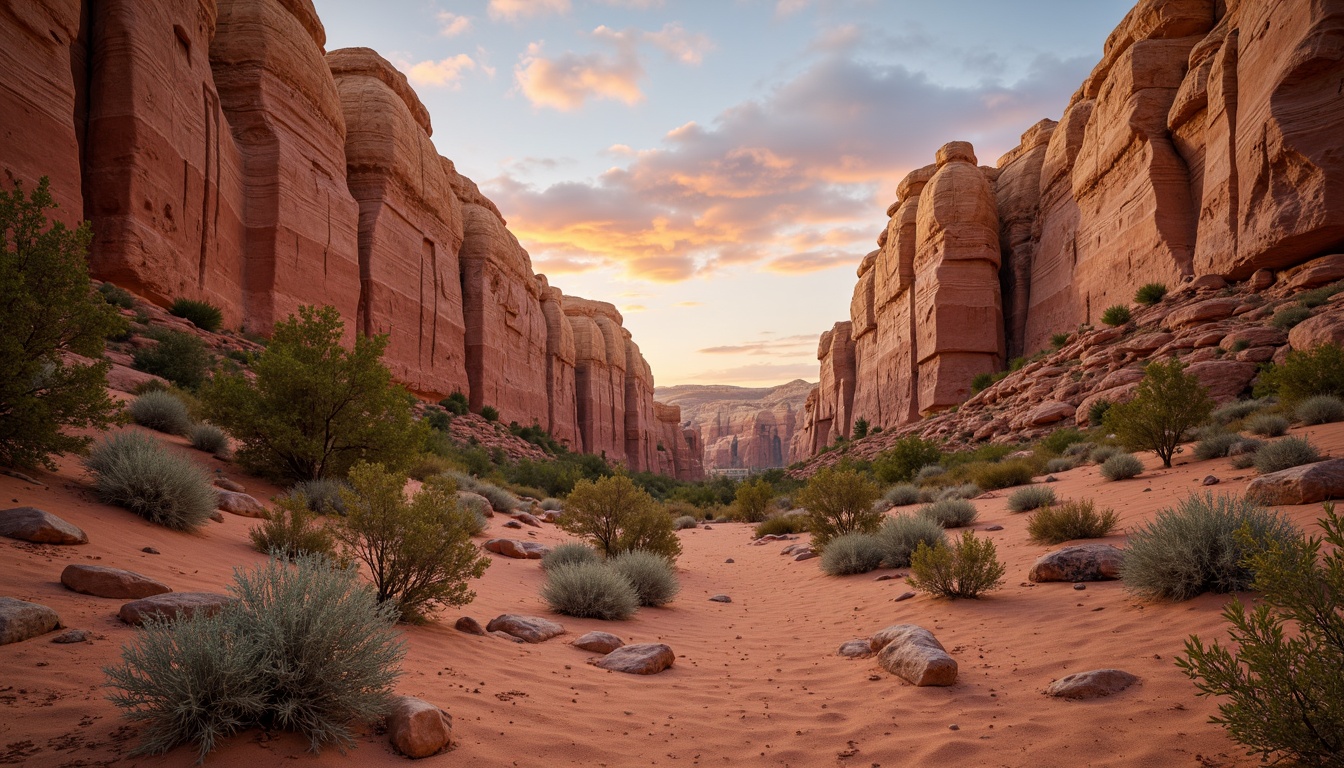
left=733, top=477, right=774, bottom=523
left=873, top=436, right=942, bottom=484
left=203, top=305, right=425, bottom=481
left=1104, top=358, right=1213, bottom=468
left=796, top=467, right=881, bottom=549
left=558, top=475, right=681, bottom=560
left=0, top=177, right=124, bottom=469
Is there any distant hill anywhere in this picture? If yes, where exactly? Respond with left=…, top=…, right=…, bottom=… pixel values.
left=655, top=380, right=815, bottom=471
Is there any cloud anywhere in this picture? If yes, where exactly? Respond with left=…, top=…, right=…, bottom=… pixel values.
left=515, top=29, right=644, bottom=110
left=697, top=335, right=818, bottom=356
left=488, top=0, right=570, bottom=21
left=645, top=23, right=714, bottom=65
left=766, top=249, right=859, bottom=274
left=600, top=0, right=664, bottom=6
left=685, top=362, right=823, bottom=385
left=775, top=0, right=811, bottom=16
left=437, top=11, right=470, bottom=36
left=405, top=54, right=477, bottom=88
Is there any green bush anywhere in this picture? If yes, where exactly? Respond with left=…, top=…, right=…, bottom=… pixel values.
left=1064, top=441, right=1095, bottom=459
left=608, top=550, right=680, bottom=606
left=541, top=497, right=563, bottom=511
left=1212, top=399, right=1266, bottom=425
left=541, top=561, right=638, bottom=620
left=169, top=298, right=223, bottom=333
left=884, top=484, right=920, bottom=507
left=1101, top=304, right=1132, bottom=326
left=475, top=482, right=521, bottom=513
left=479, top=405, right=499, bottom=422
left=851, top=417, right=869, bottom=439
left=1134, top=283, right=1168, bottom=305
left=1100, top=452, right=1143, bottom=480
left=128, top=390, right=194, bottom=435
left=84, top=432, right=216, bottom=531
left=203, top=306, right=425, bottom=482
left=1040, top=428, right=1085, bottom=455
left=1270, top=305, right=1313, bottom=330
left=1088, top=400, right=1112, bottom=427
left=876, top=514, right=946, bottom=568
left=913, top=464, right=946, bottom=484
left=1051, top=332, right=1072, bottom=348
left=1045, top=457, right=1075, bottom=473
left=133, top=330, right=212, bottom=390
left=1257, top=343, right=1344, bottom=404
left=334, top=463, right=490, bottom=621
left=290, top=478, right=350, bottom=515
left=1297, top=282, right=1344, bottom=308
left=935, top=483, right=981, bottom=501
left=0, top=178, right=124, bottom=469
left=1121, top=492, right=1300, bottom=601
left=1253, top=437, right=1320, bottom=474
left=439, top=392, right=469, bottom=416
left=558, top=475, right=681, bottom=560
left=1089, top=444, right=1121, bottom=464
left=873, top=436, right=942, bottom=484
left=1104, top=358, right=1214, bottom=468
left=970, top=372, right=995, bottom=394
left=673, top=514, right=699, bottom=530
left=1177, top=503, right=1344, bottom=766
left=1295, top=395, right=1344, bottom=425
left=753, top=514, right=808, bottom=537
left=541, top=542, right=600, bottom=572
left=968, top=459, right=1035, bottom=490
left=1007, top=485, right=1056, bottom=513
left=1195, top=432, right=1240, bottom=460
left=188, top=424, right=228, bottom=456
left=1245, top=413, right=1289, bottom=438
left=249, top=494, right=335, bottom=559
left=733, top=478, right=774, bottom=523
left=819, top=533, right=885, bottom=576
left=1027, top=500, right=1119, bottom=545
left=917, top=498, right=978, bottom=528
left=99, top=281, right=136, bottom=309
left=796, top=467, right=881, bottom=549
left=907, top=531, right=1006, bottom=599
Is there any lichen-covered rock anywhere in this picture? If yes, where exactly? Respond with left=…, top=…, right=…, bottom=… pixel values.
left=118, top=593, right=233, bottom=626
left=1047, top=668, right=1139, bottom=699
left=0, top=507, right=87, bottom=545
left=61, top=565, right=172, bottom=599
left=485, top=614, right=564, bottom=643
left=0, top=598, right=61, bottom=645
left=595, top=643, right=675, bottom=675
left=387, top=696, right=453, bottom=758
left=873, top=624, right=957, bottom=686
left=1028, top=544, right=1125, bottom=583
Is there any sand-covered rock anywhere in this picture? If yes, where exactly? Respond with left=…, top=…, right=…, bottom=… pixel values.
left=0, top=597, right=61, bottom=645
left=0, top=507, right=87, bottom=545
left=1047, top=669, right=1139, bottom=699
left=1028, top=544, right=1125, bottom=583
left=486, top=614, right=564, bottom=643
left=387, top=696, right=453, bottom=758
left=573, top=631, right=625, bottom=654
left=61, top=565, right=171, bottom=599
left=873, top=625, right=957, bottom=686
left=217, top=490, right=267, bottom=518
left=595, top=643, right=675, bottom=675
left=483, top=539, right=549, bottom=560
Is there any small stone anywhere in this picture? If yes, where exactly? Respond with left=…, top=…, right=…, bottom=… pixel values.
left=703, top=525, right=713, bottom=530
left=512, top=512, right=543, bottom=528
left=51, top=629, right=89, bottom=644
left=948, top=724, right=960, bottom=731
left=483, top=538, right=549, bottom=559
left=794, top=550, right=818, bottom=562
left=502, top=520, right=523, bottom=529
left=213, top=477, right=246, bottom=493
left=982, top=525, right=1004, bottom=532
left=1073, top=583, right=1086, bottom=591
left=141, top=547, right=160, bottom=555
left=454, top=616, right=486, bottom=635
left=1202, top=475, right=1220, bottom=486
left=1143, top=488, right=1152, bottom=492
left=210, top=510, right=225, bottom=523
left=118, top=593, right=232, bottom=626
left=837, top=639, right=873, bottom=658
left=61, top=564, right=172, bottom=599
left=486, top=614, right=565, bottom=643
left=387, top=696, right=453, bottom=758
left=874, top=574, right=897, bottom=582
left=490, top=630, right=524, bottom=643
left=0, top=598, right=61, bottom=645
left=1044, top=475, right=1058, bottom=483
left=1046, top=668, right=1139, bottom=699
left=0, top=507, right=88, bottom=545
left=573, top=631, right=625, bottom=654
left=595, top=643, right=675, bottom=675
left=708, top=594, right=732, bottom=603
left=724, top=558, right=734, bottom=563
left=894, top=591, right=916, bottom=602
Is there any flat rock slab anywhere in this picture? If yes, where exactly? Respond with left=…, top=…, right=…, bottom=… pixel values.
left=216, top=490, right=266, bottom=518
left=214, top=477, right=246, bottom=493
left=573, top=631, right=625, bottom=654
left=837, top=639, right=873, bottom=658
left=62, top=564, right=172, bottom=599
left=873, top=624, right=957, bottom=686
left=0, top=597, right=61, bottom=645
left=708, top=594, right=732, bottom=603
left=1246, top=458, right=1344, bottom=506
left=512, top=512, right=543, bottom=527
left=1047, top=669, right=1139, bottom=699
left=1028, top=544, right=1125, bottom=583
left=596, top=643, right=675, bottom=675
left=51, top=629, right=89, bottom=644
left=486, top=614, right=565, bottom=643
left=387, top=696, right=453, bottom=759
left=0, top=507, right=87, bottom=545
left=118, top=592, right=232, bottom=626
left=484, top=538, right=549, bottom=559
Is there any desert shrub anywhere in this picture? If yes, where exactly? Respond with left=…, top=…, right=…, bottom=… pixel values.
left=541, top=542, right=600, bottom=572
left=907, top=531, right=1006, bottom=599
left=99, top=281, right=136, bottom=309
left=1121, top=492, right=1300, bottom=601
left=796, top=467, right=881, bottom=549
left=1134, top=282, right=1168, bottom=305
left=917, top=498, right=978, bottom=528
left=541, top=561, right=638, bottom=620
left=970, top=372, right=995, bottom=394
left=452, top=494, right=489, bottom=536
left=1027, top=500, right=1119, bottom=545
left=673, top=515, right=699, bottom=530
left=203, top=306, right=425, bottom=482
left=1257, top=343, right=1344, bottom=404
left=249, top=494, right=335, bottom=559
left=439, top=391, right=469, bottom=416
left=290, top=478, right=350, bottom=516
left=1295, top=395, right=1344, bottom=425
left=407, top=453, right=456, bottom=482
left=169, top=298, right=223, bottom=333
left=128, top=390, right=194, bottom=435
left=334, top=462, right=490, bottom=621
left=1195, top=432, right=1241, bottom=460
left=1089, top=444, right=1121, bottom=464
left=540, top=497, right=563, bottom=511
left=1007, top=485, right=1056, bottom=513
left=1104, top=358, right=1214, bottom=468
left=1051, top=332, right=1071, bottom=348
left=84, top=432, right=216, bottom=531
left=608, top=550, right=680, bottom=606
left=733, top=478, right=774, bottom=523
left=1212, top=399, right=1266, bottom=425
left=479, top=405, right=499, bottom=422
left=851, top=417, right=869, bottom=439
left=969, top=459, right=1035, bottom=490
left=1297, top=282, right=1344, bottom=308
left=1270, top=305, right=1313, bottom=330
left=188, top=424, right=228, bottom=456
left=1100, top=452, right=1143, bottom=480
left=1088, top=400, right=1113, bottom=427
left=884, top=483, right=920, bottom=507
left=937, top=483, right=981, bottom=501
left=475, top=482, right=521, bottom=513
left=876, top=514, right=946, bottom=568
left=133, top=330, right=212, bottom=390
left=1064, top=441, right=1095, bottom=459
left=1253, top=437, right=1320, bottom=475
left=913, top=464, right=946, bottom=484
left=819, top=533, right=886, bottom=576
left=559, top=475, right=681, bottom=560
left=1040, top=427, right=1085, bottom=455
left=873, top=436, right=943, bottom=484
left=1101, top=304, right=1132, bottom=326
left=753, top=514, right=808, bottom=537
left=1045, top=457, right=1075, bottom=473
left=1245, top=413, right=1289, bottom=438
left=1177, top=503, right=1344, bottom=766
left=439, top=469, right=482, bottom=494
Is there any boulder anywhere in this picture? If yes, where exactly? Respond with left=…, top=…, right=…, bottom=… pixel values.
left=454, top=616, right=486, bottom=635
left=1028, top=544, right=1125, bottom=583
left=483, top=539, right=549, bottom=559
left=1026, top=401, right=1076, bottom=426
left=387, top=696, right=453, bottom=759
left=873, top=624, right=957, bottom=686
left=61, top=565, right=172, bottom=599
left=0, top=598, right=61, bottom=645
left=0, top=507, right=87, bottom=545
left=1288, top=312, right=1344, bottom=352
left=1165, top=298, right=1243, bottom=329
left=1246, top=459, right=1344, bottom=506
left=838, top=639, right=873, bottom=658
left=1286, top=254, right=1344, bottom=290
left=573, top=631, right=625, bottom=654
left=486, top=614, right=565, bottom=643
left=216, top=490, right=267, bottom=518
left=512, top=512, right=543, bottom=528
left=214, top=477, right=246, bottom=493
left=118, top=593, right=233, bottom=626
left=595, top=643, right=675, bottom=675
left=1046, top=669, right=1139, bottom=699
left=458, top=491, right=494, bottom=517
left=1184, top=361, right=1258, bottom=401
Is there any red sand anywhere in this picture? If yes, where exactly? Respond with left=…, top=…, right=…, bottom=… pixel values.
left=3, top=422, right=1341, bottom=767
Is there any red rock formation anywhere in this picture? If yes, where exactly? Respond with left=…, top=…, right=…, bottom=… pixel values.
left=564, top=297, right=628, bottom=464
left=791, top=322, right=855, bottom=460
left=658, top=380, right=809, bottom=471
left=328, top=47, right=467, bottom=398
left=624, top=337, right=657, bottom=472
left=210, top=0, right=361, bottom=336
left=652, top=402, right=704, bottom=481
left=538, top=277, right=580, bottom=449
left=995, top=120, right=1056, bottom=358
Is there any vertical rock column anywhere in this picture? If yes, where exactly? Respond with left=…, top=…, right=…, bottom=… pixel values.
left=993, top=119, right=1056, bottom=359
left=564, top=297, right=627, bottom=464
left=624, top=337, right=657, bottom=472
left=872, top=165, right=935, bottom=428
left=539, top=278, right=580, bottom=449
left=848, top=250, right=881, bottom=428
left=811, top=322, right=856, bottom=449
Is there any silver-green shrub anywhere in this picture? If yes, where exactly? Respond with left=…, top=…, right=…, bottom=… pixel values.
left=917, top=498, right=978, bottom=528
left=1045, top=457, right=1075, bottom=473
left=609, top=550, right=680, bottom=606
left=1007, top=485, right=1056, bottom=513
left=673, top=515, right=699, bottom=530
left=541, top=561, right=638, bottom=620
left=1254, top=437, right=1320, bottom=474
left=1100, top=452, right=1143, bottom=481
left=290, top=478, right=350, bottom=515
left=1245, top=413, right=1290, bottom=438
left=1195, top=432, right=1241, bottom=460
left=818, top=533, right=885, bottom=576
left=876, top=514, right=946, bottom=568
left=128, top=390, right=193, bottom=436
left=884, top=484, right=920, bottom=507
left=540, top=542, right=600, bottom=571
left=188, top=424, right=228, bottom=456
left=1294, top=395, right=1344, bottom=426
left=85, top=432, right=216, bottom=530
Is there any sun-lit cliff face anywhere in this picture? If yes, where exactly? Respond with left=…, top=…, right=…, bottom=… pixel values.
left=0, top=0, right=698, bottom=479
left=656, top=380, right=812, bottom=471
left=793, top=0, right=1344, bottom=462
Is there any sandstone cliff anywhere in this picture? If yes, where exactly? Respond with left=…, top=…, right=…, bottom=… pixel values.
left=656, top=380, right=811, bottom=471
left=794, top=0, right=1344, bottom=463
left=0, top=0, right=696, bottom=479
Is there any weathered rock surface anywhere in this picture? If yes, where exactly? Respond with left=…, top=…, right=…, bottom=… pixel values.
left=1028, top=544, right=1125, bottom=583
left=454, top=616, right=486, bottom=635
left=486, top=614, right=564, bottom=643
left=0, top=598, right=61, bottom=645
left=118, top=593, right=233, bottom=626
left=1047, top=669, right=1139, bottom=699
left=658, top=381, right=807, bottom=473
left=217, top=490, right=266, bottom=518
left=837, top=639, right=873, bottom=658
left=61, top=565, right=172, bottom=599
left=387, top=696, right=453, bottom=758
left=1246, top=458, right=1344, bottom=506
left=873, top=624, right=958, bottom=686
left=0, top=507, right=88, bottom=545
left=483, top=539, right=549, bottom=560
left=595, top=643, right=675, bottom=675
left=573, top=631, right=625, bottom=654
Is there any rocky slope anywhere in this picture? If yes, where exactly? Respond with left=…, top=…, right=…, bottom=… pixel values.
left=656, top=380, right=812, bottom=471
left=0, top=0, right=697, bottom=479
left=793, top=0, right=1344, bottom=463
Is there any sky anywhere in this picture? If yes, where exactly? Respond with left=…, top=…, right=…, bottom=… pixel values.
left=313, top=0, right=1134, bottom=388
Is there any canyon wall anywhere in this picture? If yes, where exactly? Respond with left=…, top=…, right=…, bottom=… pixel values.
left=793, top=0, right=1344, bottom=462
left=0, top=0, right=695, bottom=479
left=656, top=380, right=811, bottom=472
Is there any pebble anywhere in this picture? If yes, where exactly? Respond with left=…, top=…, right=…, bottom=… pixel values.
left=894, top=591, right=916, bottom=602
left=709, top=594, right=732, bottom=603
left=982, top=525, right=1004, bottom=532
left=51, top=629, right=89, bottom=644
left=949, top=724, right=960, bottom=731
left=874, top=574, right=897, bottom=581
left=141, top=547, right=160, bottom=555
left=1073, top=583, right=1086, bottom=590
left=724, top=558, right=734, bottom=563
left=1202, top=475, right=1221, bottom=486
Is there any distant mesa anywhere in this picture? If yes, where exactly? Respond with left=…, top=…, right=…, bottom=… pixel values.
left=656, top=380, right=813, bottom=472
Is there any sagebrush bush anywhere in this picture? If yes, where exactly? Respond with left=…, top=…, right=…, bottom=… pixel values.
left=1051, top=332, right=1071, bottom=348
left=475, top=482, right=521, bottom=513
left=1134, top=282, right=1168, bottom=305
left=1101, top=452, right=1143, bottom=481
left=1253, top=437, right=1321, bottom=474
left=1045, top=457, right=1075, bottom=474
left=128, top=390, right=194, bottom=436
left=1064, top=441, right=1095, bottom=459
left=1101, top=304, right=1132, bottom=326
left=1270, top=305, right=1313, bottom=330
left=1027, top=500, right=1119, bottom=545
left=609, top=550, right=680, bottom=606
left=1195, top=432, right=1241, bottom=461
left=188, top=424, right=228, bottom=456
left=968, top=459, right=1035, bottom=491
left=540, top=497, right=563, bottom=511
left=913, top=464, right=946, bottom=484
left=753, top=514, right=808, bottom=537
left=169, top=298, right=223, bottom=333
left=541, top=561, right=638, bottom=620
left=249, top=494, right=335, bottom=559
left=796, top=468, right=881, bottom=549
left=673, top=514, right=699, bottom=530
left=541, top=542, right=600, bottom=572
left=917, top=498, right=978, bottom=528
left=290, top=478, right=350, bottom=515
left=1212, top=399, right=1266, bottom=425
left=99, top=281, right=136, bottom=309
left=884, top=484, right=920, bottom=507
left=1040, top=427, right=1085, bottom=455
left=1089, top=400, right=1113, bottom=427
left=1121, top=493, right=1300, bottom=601
left=133, top=330, right=212, bottom=390
left=876, top=514, right=946, bottom=568
left=1177, top=503, right=1344, bottom=766
left=873, top=437, right=943, bottom=484
left=1089, top=444, right=1121, bottom=465
left=937, top=483, right=981, bottom=501
left=1007, top=485, right=1056, bottom=513
left=1245, top=413, right=1289, bottom=438
left=819, top=533, right=886, bottom=576
left=85, top=432, right=217, bottom=531
left=907, top=531, right=1006, bottom=599
left=104, top=554, right=404, bottom=759
left=1295, top=395, right=1344, bottom=425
